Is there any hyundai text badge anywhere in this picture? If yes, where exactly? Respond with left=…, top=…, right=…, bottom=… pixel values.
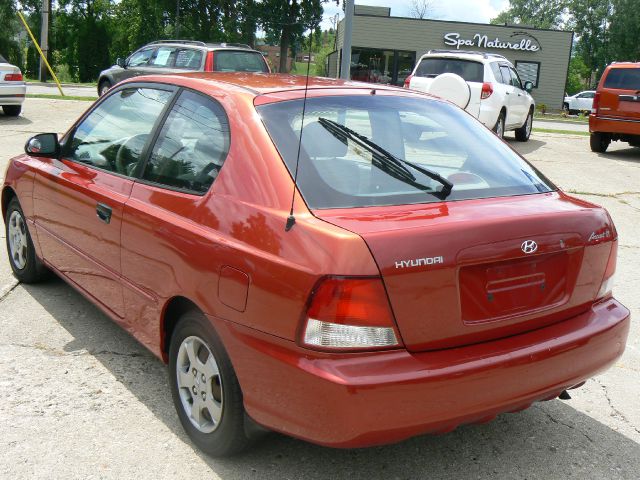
left=521, top=240, right=538, bottom=254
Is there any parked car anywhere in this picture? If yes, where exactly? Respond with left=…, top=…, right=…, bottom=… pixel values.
left=563, top=90, right=595, bottom=115
left=97, top=40, right=270, bottom=96
left=0, top=53, right=26, bottom=116
left=404, top=50, right=535, bottom=140
left=590, top=62, right=640, bottom=152
left=3, top=73, right=629, bottom=456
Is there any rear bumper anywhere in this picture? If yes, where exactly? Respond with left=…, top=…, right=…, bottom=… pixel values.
left=215, top=297, right=629, bottom=448
left=0, top=83, right=26, bottom=105
left=590, top=114, right=640, bottom=136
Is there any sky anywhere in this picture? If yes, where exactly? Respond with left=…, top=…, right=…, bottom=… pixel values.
left=321, top=0, right=510, bottom=30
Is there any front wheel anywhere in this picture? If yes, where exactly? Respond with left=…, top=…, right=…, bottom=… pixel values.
left=515, top=111, right=533, bottom=142
left=5, top=197, right=49, bottom=283
left=169, top=310, right=254, bottom=457
left=590, top=132, right=610, bottom=153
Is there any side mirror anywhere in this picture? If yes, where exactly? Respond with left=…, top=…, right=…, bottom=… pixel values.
left=25, top=133, right=59, bottom=157
left=524, top=81, right=533, bottom=93
left=116, top=57, right=126, bottom=69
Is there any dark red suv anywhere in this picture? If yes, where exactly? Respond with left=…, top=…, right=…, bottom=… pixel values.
left=590, top=62, right=640, bottom=152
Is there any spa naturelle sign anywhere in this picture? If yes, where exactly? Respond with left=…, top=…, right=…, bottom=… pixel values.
left=443, top=32, right=541, bottom=52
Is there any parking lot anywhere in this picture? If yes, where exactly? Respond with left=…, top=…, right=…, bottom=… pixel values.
left=0, top=99, right=638, bottom=479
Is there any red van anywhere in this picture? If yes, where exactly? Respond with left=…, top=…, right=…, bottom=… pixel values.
left=590, top=62, right=640, bottom=152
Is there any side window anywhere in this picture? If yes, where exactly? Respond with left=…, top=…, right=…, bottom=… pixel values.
left=490, top=63, right=503, bottom=83
left=175, top=49, right=203, bottom=69
left=142, top=90, right=230, bottom=194
left=584, top=92, right=595, bottom=99
left=499, top=65, right=512, bottom=85
left=509, top=67, right=523, bottom=89
left=150, top=47, right=177, bottom=68
left=68, top=88, right=172, bottom=175
left=128, top=48, right=155, bottom=67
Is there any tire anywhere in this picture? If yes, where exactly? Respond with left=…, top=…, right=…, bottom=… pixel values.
left=169, top=309, right=254, bottom=457
left=515, top=110, right=533, bottom=142
left=493, top=110, right=505, bottom=139
left=563, top=103, right=569, bottom=113
left=5, top=197, right=49, bottom=283
left=2, top=105, right=22, bottom=117
left=590, top=132, right=610, bottom=153
left=98, top=79, right=112, bottom=97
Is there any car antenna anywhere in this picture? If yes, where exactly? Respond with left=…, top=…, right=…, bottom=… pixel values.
left=285, top=25, right=316, bottom=232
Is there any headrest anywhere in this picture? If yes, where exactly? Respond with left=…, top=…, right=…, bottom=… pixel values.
left=301, top=121, right=348, bottom=158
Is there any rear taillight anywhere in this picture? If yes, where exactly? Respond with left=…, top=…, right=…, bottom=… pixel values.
left=4, top=73, right=23, bottom=81
left=204, top=51, right=214, bottom=72
left=403, top=74, right=413, bottom=89
left=481, top=82, right=493, bottom=100
left=300, top=277, right=401, bottom=351
left=592, top=92, right=600, bottom=115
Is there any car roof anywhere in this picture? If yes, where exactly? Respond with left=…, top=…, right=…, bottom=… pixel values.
left=607, top=62, right=640, bottom=69
left=419, top=50, right=509, bottom=63
left=144, top=40, right=258, bottom=52
left=138, top=72, right=409, bottom=96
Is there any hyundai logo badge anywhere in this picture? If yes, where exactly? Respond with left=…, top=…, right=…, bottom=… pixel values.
left=521, top=240, right=538, bottom=254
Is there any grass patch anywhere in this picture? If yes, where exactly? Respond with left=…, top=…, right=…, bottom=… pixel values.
left=533, top=128, right=589, bottom=136
left=27, top=93, right=96, bottom=102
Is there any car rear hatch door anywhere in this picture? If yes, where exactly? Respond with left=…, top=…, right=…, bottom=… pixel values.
left=410, top=57, right=482, bottom=117
left=316, top=193, right=616, bottom=352
left=599, top=67, right=640, bottom=120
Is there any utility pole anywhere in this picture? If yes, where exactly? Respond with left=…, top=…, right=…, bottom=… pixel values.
left=339, top=0, right=354, bottom=79
left=40, top=0, right=50, bottom=82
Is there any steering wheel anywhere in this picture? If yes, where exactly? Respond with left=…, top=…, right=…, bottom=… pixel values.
left=115, top=134, right=149, bottom=175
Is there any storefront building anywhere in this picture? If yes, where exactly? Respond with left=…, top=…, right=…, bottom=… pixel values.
left=329, top=5, right=574, bottom=109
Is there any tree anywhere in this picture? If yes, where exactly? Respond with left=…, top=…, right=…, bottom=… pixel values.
left=568, top=0, right=612, bottom=87
left=566, top=55, right=590, bottom=94
left=490, top=0, right=567, bottom=29
left=0, top=0, right=22, bottom=66
left=259, top=0, right=323, bottom=73
left=408, top=0, right=435, bottom=20
left=608, top=0, right=640, bottom=63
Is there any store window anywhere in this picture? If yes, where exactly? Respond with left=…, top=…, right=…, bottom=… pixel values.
left=515, top=61, right=540, bottom=88
left=349, top=48, right=416, bottom=86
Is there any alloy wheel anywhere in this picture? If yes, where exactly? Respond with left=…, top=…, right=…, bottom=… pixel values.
left=176, top=335, right=224, bottom=434
left=8, top=210, right=28, bottom=270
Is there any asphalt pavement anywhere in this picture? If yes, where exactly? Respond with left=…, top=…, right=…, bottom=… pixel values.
left=0, top=99, right=638, bottom=479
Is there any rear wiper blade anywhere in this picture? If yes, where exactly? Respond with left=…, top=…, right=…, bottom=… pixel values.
left=317, top=117, right=453, bottom=198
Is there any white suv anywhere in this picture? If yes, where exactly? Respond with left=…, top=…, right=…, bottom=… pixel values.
left=404, top=50, right=535, bottom=141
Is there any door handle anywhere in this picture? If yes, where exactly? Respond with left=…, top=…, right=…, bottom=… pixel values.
left=96, top=203, right=112, bottom=224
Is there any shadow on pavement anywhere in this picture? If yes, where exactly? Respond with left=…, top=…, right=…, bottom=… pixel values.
left=0, top=114, right=33, bottom=125
left=596, top=147, right=640, bottom=163
left=506, top=137, right=545, bottom=156
left=21, top=278, right=640, bottom=480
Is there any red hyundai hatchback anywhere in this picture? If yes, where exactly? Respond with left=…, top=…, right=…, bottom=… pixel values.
left=2, top=73, right=630, bottom=456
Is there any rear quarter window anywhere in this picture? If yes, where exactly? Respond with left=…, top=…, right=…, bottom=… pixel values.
left=603, top=68, right=640, bottom=90
left=415, top=58, right=484, bottom=83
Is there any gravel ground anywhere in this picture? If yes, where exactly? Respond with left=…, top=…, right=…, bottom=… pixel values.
left=0, top=100, right=638, bottom=479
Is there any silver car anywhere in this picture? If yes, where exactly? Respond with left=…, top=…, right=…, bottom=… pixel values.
left=0, top=54, right=26, bottom=117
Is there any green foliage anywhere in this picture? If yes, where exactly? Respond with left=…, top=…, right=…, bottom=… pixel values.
left=566, top=56, right=590, bottom=93
left=490, top=0, right=567, bottom=29
left=608, top=0, right=640, bottom=63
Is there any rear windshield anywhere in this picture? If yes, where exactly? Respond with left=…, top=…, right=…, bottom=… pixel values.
left=415, top=58, right=484, bottom=82
left=604, top=68, right=640, bottom=90
left=0, top=54, right=7, bottom=63
left=214, top=51, right=268, bottom=72
left=257, top=95, right=553, bottom=209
